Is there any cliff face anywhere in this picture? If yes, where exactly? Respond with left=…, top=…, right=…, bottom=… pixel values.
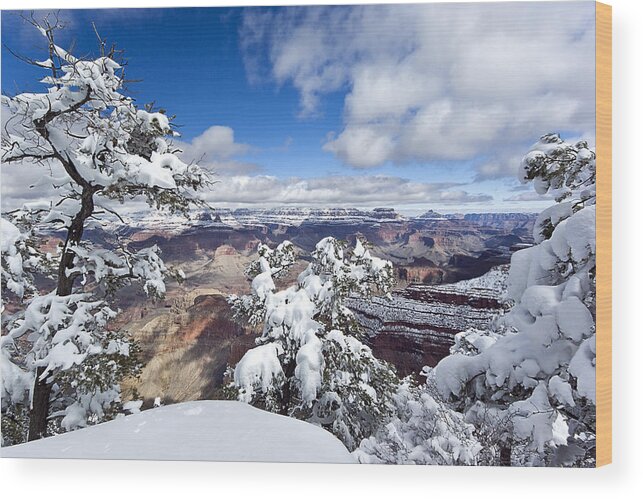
left=120, top=291, right=256, bottom=406
left=347, top=266, right=508, bottom=376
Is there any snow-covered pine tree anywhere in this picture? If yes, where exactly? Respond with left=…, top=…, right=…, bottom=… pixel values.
left=228, top=237, right=400, bottom=450
left=1, top=214, right=46, bottom=444
left=1, top=213, right=45, bottom=305
left=434, top=134, right=597, bottom=466
left=354, top=371, right=482, bottom=465
left=1, top=15, right=209, bottom=442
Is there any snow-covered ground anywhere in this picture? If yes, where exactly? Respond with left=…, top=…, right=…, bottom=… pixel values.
left=1, top=401, right=355, bottom=463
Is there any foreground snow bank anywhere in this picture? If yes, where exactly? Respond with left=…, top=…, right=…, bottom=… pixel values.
left=1, top=401, right=354, bottom=463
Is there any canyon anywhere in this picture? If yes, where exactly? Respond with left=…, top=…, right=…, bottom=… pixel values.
left=96, top=208, right=534, bottom=403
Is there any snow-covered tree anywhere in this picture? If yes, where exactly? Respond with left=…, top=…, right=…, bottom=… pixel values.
left=1, top=215, right=43, bottom=303
left=1, top=214, right=45, bottom=444
left=434, top=134, right=597, bottom=466
left=1, top=15, right=209, bottom=442
left=354, top=371, right=482, bottom=465
left=228, top=237, right=400, bottom=450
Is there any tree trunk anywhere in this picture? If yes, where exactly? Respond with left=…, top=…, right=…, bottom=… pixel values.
left=279, top=360, right=297, bottom=415
left=27, top=368, right=51, bottom=441
left=499, top=445, right=512, bottom=466
left=27, top=185, right=96, bottom=441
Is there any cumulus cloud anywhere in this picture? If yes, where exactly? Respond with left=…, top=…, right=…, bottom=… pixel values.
left=175, top=125, right=261, bottom=176
left=203, top=174, right=492, bottom=207
left=503, top=191, right=553, bottom=202
left=180, top=125, right=250, bottom=160
left=241, top=2, right=596, bottom=177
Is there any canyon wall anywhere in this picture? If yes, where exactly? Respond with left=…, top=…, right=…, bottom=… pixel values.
left=347, top=266, right=508, bottom=376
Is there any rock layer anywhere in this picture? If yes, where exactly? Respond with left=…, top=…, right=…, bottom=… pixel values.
left=347, top=266, right=508, bottom=376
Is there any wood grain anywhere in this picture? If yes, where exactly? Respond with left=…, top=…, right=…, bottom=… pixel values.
left=595, top=1, right=612, bottom=468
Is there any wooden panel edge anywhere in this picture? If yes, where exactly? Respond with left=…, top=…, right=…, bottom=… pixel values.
left=595, top=1, right=612, bottom=468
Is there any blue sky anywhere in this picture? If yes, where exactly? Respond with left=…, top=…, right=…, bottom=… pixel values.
left=1, top=3, right=596, bottom=214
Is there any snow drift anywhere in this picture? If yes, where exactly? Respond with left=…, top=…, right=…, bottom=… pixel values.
left=1, top=401, right=354, bottom=463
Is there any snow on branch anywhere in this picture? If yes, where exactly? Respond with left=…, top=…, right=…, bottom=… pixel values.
left=66, top=242, right=172, bottom=299
left=433, top=134, right=597, bottom=466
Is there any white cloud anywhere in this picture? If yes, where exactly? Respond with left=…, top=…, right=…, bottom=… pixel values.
left=504, top=191, right=553, bottom=202
left=181, top=125, right=250, bottom=160
left=241, top=2, right=596, bottom=178
left=1, top=166, right=491, bottom=213
left=175, top=125, right=261, bottom=177
left=323, top=126, right=395, bottom=168
left=203, top=174, right=492, bottom=207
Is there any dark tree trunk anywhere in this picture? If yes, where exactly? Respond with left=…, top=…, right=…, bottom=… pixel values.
left=279, top=360, right=297, bottom=416
left=499, top=445, right=512, bottom=466
left=27, top=185, right=96, bottom=441
left=27, top=367, right=51, bottom=441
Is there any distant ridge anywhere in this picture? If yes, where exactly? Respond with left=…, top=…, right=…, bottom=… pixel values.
left=108, top=207, right=538, bottom=233
left=463, top=212, right=537, bottom=224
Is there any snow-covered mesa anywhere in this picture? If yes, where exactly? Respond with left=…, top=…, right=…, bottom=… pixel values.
left=1, top=401, right=354, bottom=463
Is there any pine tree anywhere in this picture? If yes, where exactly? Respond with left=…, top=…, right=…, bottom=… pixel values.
left=1, top=15, right=209, bottom=442
left=434, top=134, right=597, bottom=466
left=228, top=237, right=400, bottom=450
left=354, top=370, right=482, bottom=465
